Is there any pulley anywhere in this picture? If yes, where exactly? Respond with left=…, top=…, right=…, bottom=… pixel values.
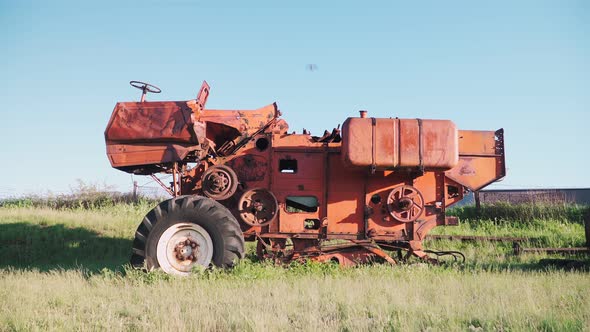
left=201, top=165, right=239, bottom=200
left=238, top=188, right=279, bottom=227
left=386, top=184, right=425, bottom=223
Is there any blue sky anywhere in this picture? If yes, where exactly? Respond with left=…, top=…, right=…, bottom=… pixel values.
left=0, top=0, right=588, bottom=197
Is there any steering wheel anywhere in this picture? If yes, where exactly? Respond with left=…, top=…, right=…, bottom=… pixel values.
left=130, top=81, right=161, bottom=102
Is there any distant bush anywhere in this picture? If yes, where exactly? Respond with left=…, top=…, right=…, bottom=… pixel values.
left=0, top=180, right=162, bottom=210
left=449, top=201, right=589, bottom=224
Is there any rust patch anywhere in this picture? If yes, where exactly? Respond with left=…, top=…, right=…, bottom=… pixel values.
left=458, top=158, right=476, bottom=176
left=226, top=155, right=268, bottom=182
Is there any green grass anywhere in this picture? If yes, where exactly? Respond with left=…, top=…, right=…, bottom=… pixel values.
left=0, top=208, right=136, bottom=271
left=449, top=202, right=589, bottom=224
left=1, top=265, right=588, bottom=331
left=0, top=202, right=589, bottom=331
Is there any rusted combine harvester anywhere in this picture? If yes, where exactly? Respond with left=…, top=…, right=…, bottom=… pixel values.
left=105, top=81, right=505, bottom=275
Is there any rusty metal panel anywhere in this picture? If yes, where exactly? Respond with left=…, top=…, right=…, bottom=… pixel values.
left=421, top=119, right=459, bottom=169
left=196, top=81, right=210, bottom=109
left=106, top=144, right=191, bottom=168
left=341, top=117, right=373, bottom=166
left=271, top=151, right=325, bottom=234
left=199, top=103, right=278, bottom=136
left=398, top=119, right=420, bottom=168
left=457, top=130, right=497, bottom=156
left=374, top=119, right=398, bottom=166
left=325, top=154, right=365, bottom=236
left=341, top=117, right=458, bottom=171
left=445, top=156, right=503, bottom=191
left=105, top=101, right=196, bottom=143
left=445, top=129, right=505, bottom=191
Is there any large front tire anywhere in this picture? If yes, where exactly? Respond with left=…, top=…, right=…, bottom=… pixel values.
left=130, top=196, right=245, bottom=276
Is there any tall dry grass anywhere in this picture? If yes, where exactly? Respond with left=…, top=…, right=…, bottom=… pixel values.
left=0, top=180, right=161, bottom=210
left=0, top=197, right=589, bottom=331
left=0, top=266, right=588, bottom=331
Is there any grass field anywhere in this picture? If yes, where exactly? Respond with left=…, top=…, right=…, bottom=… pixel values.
left=0, top=200, right=589, bottom=331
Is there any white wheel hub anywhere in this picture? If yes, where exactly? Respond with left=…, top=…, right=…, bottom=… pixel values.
left=156, top=223, right=213, bottom=276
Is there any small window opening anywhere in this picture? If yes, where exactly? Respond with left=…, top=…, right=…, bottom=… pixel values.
left=447, top=185, right=460, bottom=198
left=279, top=159, right=298, bottom=173
left=286, top=196, right=318, bottom=213
left=304, top=218, right=321, bottom=230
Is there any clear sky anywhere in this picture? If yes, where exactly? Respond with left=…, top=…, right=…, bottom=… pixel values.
left=0, top=0, right=588, bottom=197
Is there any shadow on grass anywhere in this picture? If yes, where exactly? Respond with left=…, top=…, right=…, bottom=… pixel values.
left=426, top=240, right=590, bottom=272
left=1, top=222, right=588, bottom=274
left=0, top=222, right=131, bottom=272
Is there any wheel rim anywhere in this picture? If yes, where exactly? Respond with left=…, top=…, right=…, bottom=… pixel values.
left=156, top=223, right=213, bottom=276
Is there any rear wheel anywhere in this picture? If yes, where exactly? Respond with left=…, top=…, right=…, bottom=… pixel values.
left=130, top=195, right=245, bottom=276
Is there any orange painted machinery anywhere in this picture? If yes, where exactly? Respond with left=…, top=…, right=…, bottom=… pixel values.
left=105, top=81, right=505, bottom=275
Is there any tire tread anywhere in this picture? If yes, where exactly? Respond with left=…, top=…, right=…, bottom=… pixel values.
left=130, top=195, right=245, bottom=272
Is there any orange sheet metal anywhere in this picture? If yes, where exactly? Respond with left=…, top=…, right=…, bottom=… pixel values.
left=341, top=118, right=458, bottom=171
left=445, top=129, right=505, bottom=191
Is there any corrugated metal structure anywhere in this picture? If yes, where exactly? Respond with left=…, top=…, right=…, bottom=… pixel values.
left=461, top=188, right=590, bottom=205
